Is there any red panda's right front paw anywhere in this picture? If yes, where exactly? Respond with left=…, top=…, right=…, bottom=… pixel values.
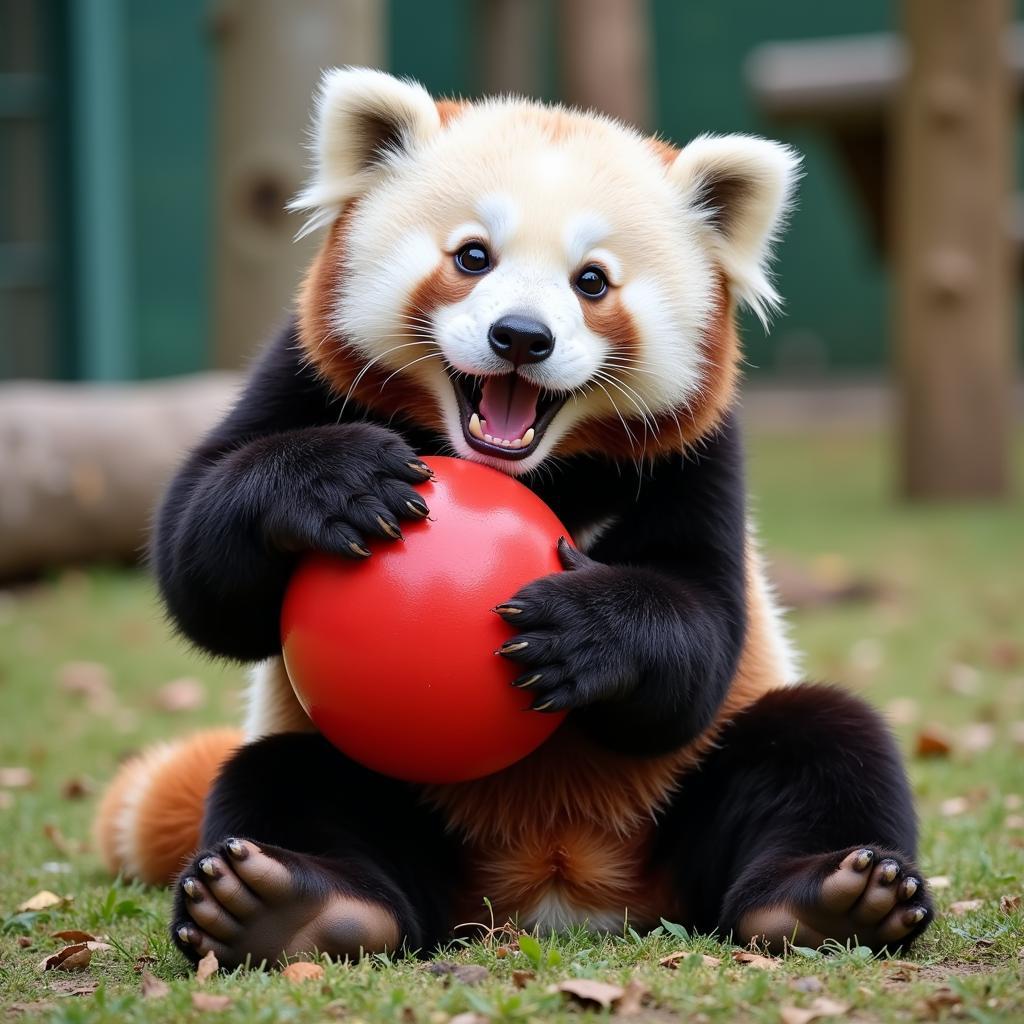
left=258, top=424, right=432, bottom=560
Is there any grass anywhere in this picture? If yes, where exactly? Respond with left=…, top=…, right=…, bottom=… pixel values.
left=1, top=429, right=1022, bottom=1022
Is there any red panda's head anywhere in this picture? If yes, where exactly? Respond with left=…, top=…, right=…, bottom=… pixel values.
left=293, top=68, right=799, bottom=475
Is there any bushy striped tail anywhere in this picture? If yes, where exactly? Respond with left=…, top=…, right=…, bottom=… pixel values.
left=93, top=728, right=244, bottom=885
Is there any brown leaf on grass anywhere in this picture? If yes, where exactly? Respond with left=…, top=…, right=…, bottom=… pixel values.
left=614, top=979, right=650, bottom=1017
left=884, top=698, right=920, bottom=726
left=789, top=976, right=824, bottom=993
left=448, top=1015, right=488, bottom=1024
left=0, top=766, right=34, bottom=789
left=959, top=723, right=996, bottom=755
left=281, top=961, right=325, bottom=984
left=191, top=992, right=233, bottom=1012
left=57, top=661, right=115, bottom=711
left=927, top=875, right=951, bottom=890
left=39, top=943, right=92, bottom=972
left=44, top=823, right=84, bottom=856
left=17, top=936, right=32, bottom=948
left=141, top=971, right=171, bottom=999
left=495, top=945, right=509, bottom=958
left=52, top=930, right=98, bottom=943
left=195, top=949, right=219, bottom=984
left=47, top=977, right=99, bottom=997
left=659, top=950, right=722, bottom=968
left=949, top=899, right=984, bottom=915
left=939, top=796, right=970, bottom=817
left=452, top=964, right=489, bottom=985
left=61, top=777, right=92, bottom=800
left=989, top=641, right=1023, bottom=670
left=511, top=969, right=535, bottom=988
left=550, top=978, right=625, bottom=1009
left=779, top=997, right=849, bottom=1024
left=1000, top=894, right=1022, bottom=914
left=915, top=725, right=953, bottom=758
left=156, top=677, right=206, bottom=713
left=881, top=960, right=920, bottom=983
left=917, top=987, right=962, bottom=1019
left=732, top=950, right=779, bottom=970
left=944, top=663, right=982, bottom=697
left=18, top=890, right=67, bottom=912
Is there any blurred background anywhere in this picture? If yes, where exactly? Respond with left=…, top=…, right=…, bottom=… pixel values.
left=3, top=1, right=1023, bottom=566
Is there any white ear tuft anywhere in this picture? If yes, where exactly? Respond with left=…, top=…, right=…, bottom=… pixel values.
left=670, top=134, right=801, bottom=323
left=289, top=67, right=441, bottom=236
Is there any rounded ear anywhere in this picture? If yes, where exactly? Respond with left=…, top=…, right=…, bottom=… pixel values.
left=669, top=135, right=801, bottom=322
left=290, top=67, right=441, bottom=234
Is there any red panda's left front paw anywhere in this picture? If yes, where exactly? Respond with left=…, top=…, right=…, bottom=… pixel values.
left=494, top=539, right=643, bottom=713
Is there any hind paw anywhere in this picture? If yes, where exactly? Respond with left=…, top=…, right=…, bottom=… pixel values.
left=736, top=846, right=933, bottom=954
left=172, top=838, right=400, bottom=970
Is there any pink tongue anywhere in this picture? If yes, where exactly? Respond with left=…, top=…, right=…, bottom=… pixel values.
left=478, top=376, right=540, bottom=441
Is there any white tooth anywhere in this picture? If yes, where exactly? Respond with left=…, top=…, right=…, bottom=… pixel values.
left=469, top=413, right=484, bottom=439
left=501, top=439, right=512, bottom=447
left=510, top=438, right=523, bottom=449
left=485, top=433, right=495, bottom=443
left=521, top=427, right=535, bottom=446
left=480, top=419, right=487, bottom=429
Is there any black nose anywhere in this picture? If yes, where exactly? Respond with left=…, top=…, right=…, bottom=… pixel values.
left=488, top=315, right=555, bottom=366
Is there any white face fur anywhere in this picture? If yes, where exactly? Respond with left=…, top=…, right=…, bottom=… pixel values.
left=293, top=69, right=798, bottom=475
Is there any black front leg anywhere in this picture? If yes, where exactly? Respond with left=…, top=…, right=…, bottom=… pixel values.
left=495, top=538, right=745, bottom=756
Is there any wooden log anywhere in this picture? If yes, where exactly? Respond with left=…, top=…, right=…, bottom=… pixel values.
left=0, top=374, right=240, bottom=580
left=893, top=0, right=1015, bottom=499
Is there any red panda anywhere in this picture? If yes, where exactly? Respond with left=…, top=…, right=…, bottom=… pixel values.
left=94, top=68, right=931, bottom=968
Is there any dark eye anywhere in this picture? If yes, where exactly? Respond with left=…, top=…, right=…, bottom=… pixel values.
left=454, top=242, right=490, bottom=274
left=575, top=265, right=608, bottom=298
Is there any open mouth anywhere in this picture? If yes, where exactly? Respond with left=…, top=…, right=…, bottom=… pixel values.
left=452, top=372, right=566, bottom=461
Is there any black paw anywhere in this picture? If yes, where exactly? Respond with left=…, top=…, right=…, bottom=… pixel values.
left=494, top=539, right=644, bottom=713
left=734, top=846, right=934, bottom=954
left=258, top=424, right=433, bottom=559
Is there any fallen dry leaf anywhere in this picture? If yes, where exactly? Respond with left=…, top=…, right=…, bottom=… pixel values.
left=551, top=978, right=624, bottom=1009
left=927, top=875, right=951, bottom=890
left=989, top=641, right=1023, bottom=670
left=191, top=992, right=232, bottom=1012
left=885, top=698, right=920, bottom=726
left=949, top=899, right=984, bottom=915
left=61, top=777, right=92, bottom=800
left=52, top=930, right=97, bottom=943
left=39, top=943, right=92, bottom=973
left=511, top=968, right=535, bottom=988
left=1005, top=815, right=1024, bottom=830
left=790, top=976, right=824, bottom=993
left=944, top=663, right=982, bottom=696
left=940, top=796, right=970, bottom=817
left=46, top=977, right=99, bottom=997
left=917, top=986, right=962, bottom=1019
left=779, top=997, right=849, bottom=1024
left=0, top=766, right=34, bottom=789
left=451, top=964, right=489, bottom=985
left=141, top=971, right=171, bottom=999
left=659, top=950, right=722, bottom=968
left=999, top=894, right=1022, bottom=914
left=17, top=936, right=32, bottom=948
left=960, top=723, right=996, bottom=755
left=43, top=823, right=84, bottom=856
left=156, top=677, right=206, bottom=713
left=281, top=961, right=324, bottom=984
left=615, top=978, right=650, bottom=1017
left=448, top=1015, right=488, bottom=1024
left=732, top=950, right=779, bottom=970
left=18, top=890, right=66, bottom=912
left=195, top=949, right=219, bottom=984
left=57, top=661, right=115, bottom=711
left=915, top=725, right=953, bottom=758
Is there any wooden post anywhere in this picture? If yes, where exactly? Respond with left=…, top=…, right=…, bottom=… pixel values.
left=557, top=0, right=651, bottom=128
left=893, top=0, right=1015, bottom=499
left=210, top=0, right=384, bottom=369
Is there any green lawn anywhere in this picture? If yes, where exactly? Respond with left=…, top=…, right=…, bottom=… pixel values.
left=1, top=430, right=1022, bottom=1022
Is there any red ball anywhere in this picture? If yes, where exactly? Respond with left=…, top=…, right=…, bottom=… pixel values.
left=281, top=456, right=568, bottom=783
